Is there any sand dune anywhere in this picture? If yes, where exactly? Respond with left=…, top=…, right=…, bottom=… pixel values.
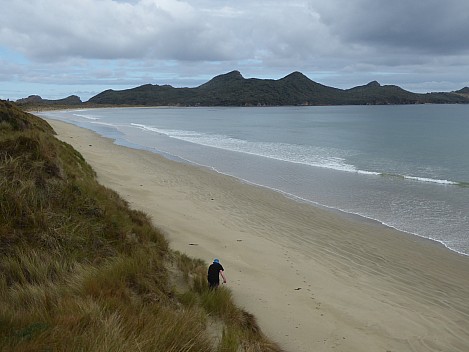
left=48, top=118, right=469, bottom=352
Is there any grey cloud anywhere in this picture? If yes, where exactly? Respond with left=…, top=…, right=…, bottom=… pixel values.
left=316, top=0, right=469, bottom=54
left=3, top=0, right=469, bottom=63
left=0, top=0, right=335, bottom=63
left=1, top=0, right=197, bottom=60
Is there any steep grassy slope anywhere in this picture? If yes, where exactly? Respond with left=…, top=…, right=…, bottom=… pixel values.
left=0, top=100, right=282, bottom=352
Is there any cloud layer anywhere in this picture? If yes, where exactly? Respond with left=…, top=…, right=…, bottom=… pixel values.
left=1, top=0, right=469, bottom=99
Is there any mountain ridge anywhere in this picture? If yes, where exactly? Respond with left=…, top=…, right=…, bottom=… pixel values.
left=16, top=71, right=469, bottom=106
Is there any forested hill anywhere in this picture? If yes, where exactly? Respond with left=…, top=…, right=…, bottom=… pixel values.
left=87, top=71, right=469, bottom=106
left=16, top=95, right=82, bottom=106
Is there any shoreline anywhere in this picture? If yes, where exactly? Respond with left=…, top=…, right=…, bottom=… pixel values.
left=198, top=168, right=465, bottom=257
left=46, top=118, right=469, bottom=352
left=101, top=130, right=469, bottom=259
left=39, top=108, right=469, bottom=258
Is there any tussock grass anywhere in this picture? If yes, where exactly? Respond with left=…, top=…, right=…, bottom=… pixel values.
left=0, top=101, right=283, bottom=351
left=1, top=248, right=70, bottom=286
left=173, top=252, right=283, bottom=351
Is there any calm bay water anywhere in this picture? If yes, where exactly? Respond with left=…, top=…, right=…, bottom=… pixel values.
left=40, top=105, right=469, bottom=256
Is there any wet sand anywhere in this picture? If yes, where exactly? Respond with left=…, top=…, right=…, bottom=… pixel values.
left=48, top=118, right=469, bottom=352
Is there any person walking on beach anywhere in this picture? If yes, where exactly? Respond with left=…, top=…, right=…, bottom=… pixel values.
left=207, top=258, right=227, bottom=289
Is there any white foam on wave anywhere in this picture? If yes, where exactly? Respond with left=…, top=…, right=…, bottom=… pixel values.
left=148, top=146, right=469, bottom=258
left=73, top=113, right=100, bottom=120
left=131, top=123, right=359, bottom=173
left=86, top=121, right=118, bottom=127
left=402, top=175, right=458, bottom=185
left=130, top=123, right=460, bottom=186
left=357, top=170, right=381, bottom=176
left=378, top=172, right=460, bottom=185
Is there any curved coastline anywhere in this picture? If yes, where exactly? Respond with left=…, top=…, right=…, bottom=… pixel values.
left=42, top=111, right=468, bottom=257
left=44, top=116, right=469, bottom=352
left=156, top=151, right=464, bottom=257
left=181, top=164, right=469, bottom=256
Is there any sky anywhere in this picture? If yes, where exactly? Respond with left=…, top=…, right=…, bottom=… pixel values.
left=1, top=0, right=469, bottom=101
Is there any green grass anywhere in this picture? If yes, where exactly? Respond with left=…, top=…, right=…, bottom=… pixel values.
left=0, top=100, right=283, bottom=351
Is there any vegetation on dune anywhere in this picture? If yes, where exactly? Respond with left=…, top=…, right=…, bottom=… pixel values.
left=0, top=100, right=283, bottom=351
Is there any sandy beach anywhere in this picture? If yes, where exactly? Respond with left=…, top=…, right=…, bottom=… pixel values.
left=47, top=118, right=469, bottom=352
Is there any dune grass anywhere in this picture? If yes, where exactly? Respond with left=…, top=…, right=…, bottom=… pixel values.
left=0, top=100, right=283, bottom=351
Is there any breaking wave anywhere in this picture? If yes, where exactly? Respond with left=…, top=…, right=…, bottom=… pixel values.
left=130, top=123, right=461, bottom=186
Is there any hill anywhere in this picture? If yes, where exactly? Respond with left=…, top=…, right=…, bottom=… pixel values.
left=454, top=87, right=469, bottom=98
left=16, top=94, right=83, bottom=107
left=455, top=87, right=469, bottom=94
left=88, top=71, right=469, bottom=106
left=0, top=100, right=282, bottom=351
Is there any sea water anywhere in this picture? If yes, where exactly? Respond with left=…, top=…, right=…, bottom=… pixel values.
left=40, top=105, right=469, bottom=256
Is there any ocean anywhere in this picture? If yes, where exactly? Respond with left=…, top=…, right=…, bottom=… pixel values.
left=40, top=105, right=469, bottom=256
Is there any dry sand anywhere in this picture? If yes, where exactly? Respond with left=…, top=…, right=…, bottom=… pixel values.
left=48, top=118, right=469, bottom=352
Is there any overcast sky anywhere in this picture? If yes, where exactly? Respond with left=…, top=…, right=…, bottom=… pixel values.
left=1, top=0, right=469, bottom=101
